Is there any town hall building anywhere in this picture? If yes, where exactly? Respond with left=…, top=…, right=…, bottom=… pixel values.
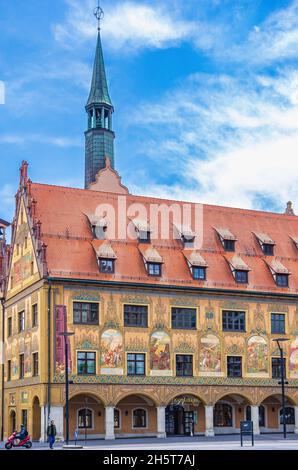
left=1, top=14, right=298, bottom=442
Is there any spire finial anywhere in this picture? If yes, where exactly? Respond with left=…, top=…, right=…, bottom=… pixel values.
left=94, top=2, right=104, bottom=31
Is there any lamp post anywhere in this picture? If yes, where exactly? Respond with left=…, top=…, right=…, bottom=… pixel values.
left=59, top=331, right=74, bottom=445
left=272, top=338, right=289, bottom=439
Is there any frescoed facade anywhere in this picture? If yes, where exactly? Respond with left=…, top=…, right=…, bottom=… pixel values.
left=2, top=21, right=298, bottom=443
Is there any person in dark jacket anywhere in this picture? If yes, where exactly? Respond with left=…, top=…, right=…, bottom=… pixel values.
left=47, top=420, right=57, bottom=449
left=15, top=424, right=28, bottom=443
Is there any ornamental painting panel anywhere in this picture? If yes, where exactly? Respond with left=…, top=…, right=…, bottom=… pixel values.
left=199, top=334, right=222, bottom=376
left=150, top=331, right=172, bottom=376
left=101, top=329, right=123, bottom=375
left=246, top=335, right=268, bottom=376
left=289, top=337, right=298, bottom=378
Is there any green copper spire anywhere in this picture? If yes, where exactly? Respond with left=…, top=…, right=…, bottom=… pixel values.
left=84, top=5, right=115, bottom=189
left=86, top=31, right=113, bottom=108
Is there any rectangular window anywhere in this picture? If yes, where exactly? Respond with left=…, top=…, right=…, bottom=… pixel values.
left=32, top=304, right=38, bottom=327
left=99, top=259, right=114, bottom=273
left=21, top=410, right=28, bottom=430
left=276, top=274, right=289, bottom=287
left=18, top=311, right=25, bottom=333
left=192, top=267, right=206, bottom=280
left=227, top=356, right=242, bottom=377
left=7, top=360, right=11, bottom=381
left=235, top=270, right=248, bottom=284
left=262, top=244, right=274, bottom=255
left=148, top=263, right=162, bottom=276
left=124, top=305, right=148, bottom=327
left=7, top=317, right=12, bottom=337
left=176, top=355, right=193, bottom=377
left=33, top=352, right=39, bottom=376
left=222, top=310, right=245, bottom=332
left=77, top=352, right=96, bottom=375
left=127, top=353, right=146, bottom=376
left=172, top=307, right=197, bottom=330
left=73, top=302, right=99, bottom=325
left=271, top=313, right=285, bottom=334
left=138, top=231, right=150, bottom=243
left=223, top=239, right=235, bottom=252
left=19, top=354, right=25, bottom=379
left=272, top=357, right=286, bottom=379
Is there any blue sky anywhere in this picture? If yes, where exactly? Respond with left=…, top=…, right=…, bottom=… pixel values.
left=1, top=0, right=298, bottom=222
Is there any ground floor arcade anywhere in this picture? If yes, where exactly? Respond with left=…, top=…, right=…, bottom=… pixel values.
left=5, top=385, right=298, bottom=441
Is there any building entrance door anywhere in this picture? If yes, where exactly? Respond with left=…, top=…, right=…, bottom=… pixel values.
left=165, top=405, right=194, bottom=436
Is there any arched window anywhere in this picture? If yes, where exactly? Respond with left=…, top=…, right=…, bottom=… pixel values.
left=246, top=405, right=265, bottom=427
left=214, top=404, right=233, bottom=427
left=133, top=409, right=147, bottom=428
left=280, top=407, right=295, bottom=425
left=78, top=408, right=93, bottom=429
left=114, top=409, right=120, bottom=429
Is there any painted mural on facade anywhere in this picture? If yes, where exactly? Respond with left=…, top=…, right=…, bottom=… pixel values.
left=247, top=335, right=268, bottom=375
left=199, top=334, right=221, bottom=375
left=150, top=331, right=171, bottom=376
left=13, top=252, right=33, bottom=283
left=289, top=337, right=298, bottom=378
left=101, top=329, right=123, bottom=375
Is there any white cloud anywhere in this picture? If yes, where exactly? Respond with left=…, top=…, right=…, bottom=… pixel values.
left=53, top=0, right=199, bottom=51
left=130, top=67, right=298, bottom=211
left=0, top=134, right=83, bottom=147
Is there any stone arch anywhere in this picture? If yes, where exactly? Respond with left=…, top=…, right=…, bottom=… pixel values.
left=165, top=390, right=208, bottom=407
left=67, top=391, right=107, bottom=407
left=115, top=391, right=159, bottom=407
left=213, top=392, right=254, bottom=405
left=259, top=392, right=297, bottom=406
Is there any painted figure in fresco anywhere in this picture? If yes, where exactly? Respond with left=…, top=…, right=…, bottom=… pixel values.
left=289, top=337, right=298, bottom=378
left=101, top=329, right=123, bottom=369
left=150, top=331, right=170, bottom=371
left=199, top=334, right=221, bottom=373
left=246, top=336, right=268, bottom=374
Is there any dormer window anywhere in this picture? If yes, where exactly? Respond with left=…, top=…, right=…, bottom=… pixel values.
left=254, top=232, right=275, bottom=256
left=130, top=219, right=151, bottom=244
left=290, top=236, right=298, bottom=250
left=215, top=228, right=237, bottom=252
left=92, top=241, right=117, bottom=274
left=235, top=270, right=248, bottom=284
left=226, top=255, right=250, bottom=284
left=193, top=266, right=206, bottom=280
left=174, top=224, right=195, bottom=248
left=99, top=259, right=114, bottom=273
left=266, top=258, right=290, bottom=288
left=139, top=245, right=163, bottom=277
left=148, top=262, right=162, bottom=277
left=85, top=214, right=107, bottom=239
left=183, top=250, right=208, bottom=281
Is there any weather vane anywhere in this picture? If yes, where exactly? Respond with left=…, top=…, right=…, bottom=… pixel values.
left=94, top=2, right=104, bottom=31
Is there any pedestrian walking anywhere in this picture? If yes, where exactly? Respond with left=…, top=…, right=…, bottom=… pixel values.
left=47, top=419, right=57, bottom=449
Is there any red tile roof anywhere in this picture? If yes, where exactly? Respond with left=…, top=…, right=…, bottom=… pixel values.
left=29, top=182, right=298, bottom=294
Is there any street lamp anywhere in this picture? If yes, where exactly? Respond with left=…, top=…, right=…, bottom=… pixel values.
left=59, top=331, right=74, bottom=445
left=272, top=337, right=289, bottom=439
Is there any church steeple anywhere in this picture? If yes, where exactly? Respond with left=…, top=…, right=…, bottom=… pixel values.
left=85, top=5, right=115, bottom=189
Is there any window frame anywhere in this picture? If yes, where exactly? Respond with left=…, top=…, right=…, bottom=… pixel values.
left=234, top=270, right=248, bottom=284
left=171, top=307, right=197, bottom=330
left=18, top=311, right=25, bottom=333
left=272, top=357, right=286, bottom=379
left=222, top=310, right=246, bottom=332
left=19, top=354, right=25, bottom=379
left=175, top=354, right=193, bottom=377
left=132, top=408, right=148, bottom=429
left=271, top=313, right=286, bottom=334
left=32, top=304, right=38, bottom=327
left=7, top=360, right=11, bottom=382
left=275, top=273, right=289, bottom=287
left=262, top=243, right=274, bottom=256
left=73, top=301, right=99, bottom=325
left=77, top=408, right=94, bottom=430
left=227, top=355, right=242, bottom=378
left=147, top=262, right=162, bottom=277
left=32, top=352, right=39, bottom=377
left=192, top=266, right=206, bottom=280
left=127, top=353, right=146, bottom=376
left=99, top=258, right=115, bottom=274
left=7, top=317, right=12, bottom=337
left=223, top=239, right=235, bottom=252
left=214, top=403, right=233, bottom=427
left=77, top=351, right=97, bottom=376
left=123, top=304, right=148, bottom=328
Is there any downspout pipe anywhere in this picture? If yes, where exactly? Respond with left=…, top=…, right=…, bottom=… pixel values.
left=1, top=297, right=4, bottom=442
left=47, top=283, right=52, bottom=423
